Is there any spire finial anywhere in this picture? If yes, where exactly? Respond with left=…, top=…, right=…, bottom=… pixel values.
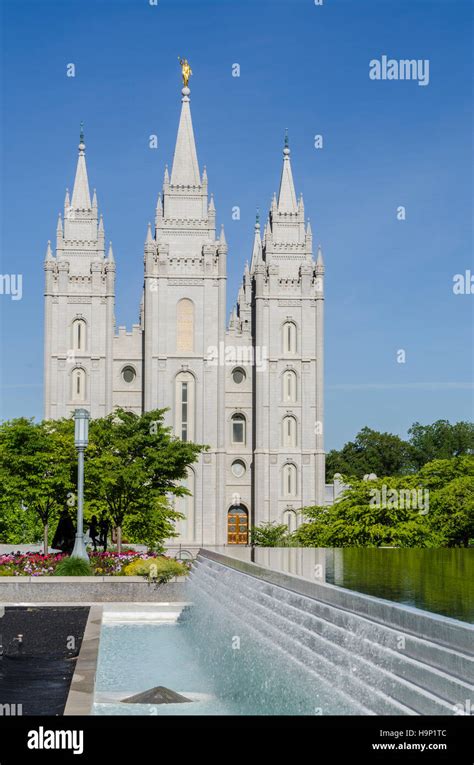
left=255, top=208, right=260, bottom=230
left=78, top=122, right=85, bottom=155
left=178, top=57, right=192, bottom=100
left=146, top=222, right=153, bottom=244
left=284, top=128, right=290, bottom=155
left=219, top=223, right=227, bottom=246
left=178, top=57, right=193, bottom=87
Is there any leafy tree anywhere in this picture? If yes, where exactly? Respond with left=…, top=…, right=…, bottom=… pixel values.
left=122, top=496, right=183, bottom=553
left=296, top=475, right=436, bottom=548
left=428, top=476, right=474, bottom=547
left=325, top=427, right=412, bottom=481
left=0, top=418, right=75, bottom=552
left=408, top=420, right=474, bottom=470
left=85, top=408, right=205, bottom=552
left=0, top=465, right=42, bottom=544
left=417, top=454, right=474, bottom=490
left=299, top=456, right=474, bottom=548
left=250, top=521, right=294, bottom=547
left=417, top=456, right=474, bottom=547
left=326, top=420, right=474, bottom=481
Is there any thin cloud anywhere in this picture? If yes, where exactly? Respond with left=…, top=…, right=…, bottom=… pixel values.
left=328, top=382, right=474, bottom=391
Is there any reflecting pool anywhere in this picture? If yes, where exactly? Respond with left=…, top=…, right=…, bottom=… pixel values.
left=214, top=547, right=473, bottom=622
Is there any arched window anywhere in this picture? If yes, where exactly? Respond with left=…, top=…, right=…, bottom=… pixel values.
left=231, top=413, right=246, bottom=445
left=282, top=370, right=297, bottom=402
left=72, top=368, right=86, bottom=401
left=283, top=509, right=297, bottom=533
left=177, top=468, right=195, bottom=541
left=72, top=318, right=86, bottom=352
left=175, top=371, right=195, bottom=442
left=282, top=416, right=297, bottom=448
left=283, top=463, right=297, bottom=497
left=282, top=321, right=297, bottom=354
left=176, top=298, right=194, bottom=353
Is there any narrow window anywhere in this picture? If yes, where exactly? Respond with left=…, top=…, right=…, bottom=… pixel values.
left=72, top=319, right=86, bottom=352
left=231, top=414, right=246, bottom=445
left=283, top=510, right=297, bottom=533
left=175, top=372, right=194, bottom=442
left=283, top=464, right=297, bottom=497
left=283, top=322, right=296, bottom=354
left=72, top=368, right=86, bottom=402
left=181, top=381, right=188, bottom=441
left=282, top=416, right=297, bottom=447
left=283, top=370, right=297, bottom=403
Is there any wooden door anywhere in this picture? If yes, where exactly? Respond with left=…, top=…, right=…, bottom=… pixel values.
left=227, top=506, right=248, bottom=544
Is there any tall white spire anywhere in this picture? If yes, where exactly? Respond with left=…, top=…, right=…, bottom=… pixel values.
left=170, top=85, right=200, bottom=186
left=71, top=122, right=91, bottom=209
left=250, top=211, right=262, bottom=270
left=277, top=130, right=297, bottom=213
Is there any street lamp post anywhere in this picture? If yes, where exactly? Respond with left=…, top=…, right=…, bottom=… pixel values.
left=72, top=408, right=90, bottom=561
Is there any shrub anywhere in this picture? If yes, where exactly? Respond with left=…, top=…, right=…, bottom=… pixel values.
left=123, top=556, right=188, bottom=582
left=250, top=521, right=295, bottom=547
left=54, top=556, right=93, bottom=576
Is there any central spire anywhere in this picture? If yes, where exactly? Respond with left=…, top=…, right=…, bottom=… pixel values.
left=71, top=122, right=91, bottom=209
left=170, top=60, right=200, bottom=187
left=277, top=129, right=297, bottom=213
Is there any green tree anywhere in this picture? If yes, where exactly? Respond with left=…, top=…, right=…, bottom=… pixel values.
left=325, top=427, right=412, bottom=481
left=408, top=420, right=474, bottom=470
left=417, top=456, right=474, bottom=547
left=0, top=463, right=42, bottom=544
left=122, top=496, right=183, bottom=552
left=85, top=408, right=205, bottom=552
left=0, top=418, right=76, bottom=552
left=428, top=476, right=474, bottom=547
left=299, top=456, right=474, bottom=548
left=296, top=477, right=437, bottom=548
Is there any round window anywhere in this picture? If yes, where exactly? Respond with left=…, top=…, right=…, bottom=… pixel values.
left=231, top=460, right=246, bottom=478
left=232, top=367, right=246, bottom=384
left=122, top=366, right=136, bottom=383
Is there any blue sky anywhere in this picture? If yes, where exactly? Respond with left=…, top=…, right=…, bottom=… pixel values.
left=0, top=0, right=472, bottom=449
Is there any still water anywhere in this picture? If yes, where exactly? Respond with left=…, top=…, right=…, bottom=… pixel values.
left=216, top=547, right=474, bottom=623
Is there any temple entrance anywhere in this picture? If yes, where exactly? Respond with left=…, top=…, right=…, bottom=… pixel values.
left=227, top=505, right=249, bottom=545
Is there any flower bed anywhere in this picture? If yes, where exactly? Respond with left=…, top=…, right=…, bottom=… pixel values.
left=0, top=551, right=190, bottom=577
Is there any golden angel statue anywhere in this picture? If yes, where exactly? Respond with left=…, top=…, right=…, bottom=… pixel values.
left=178, top=57, right=192, bottom=87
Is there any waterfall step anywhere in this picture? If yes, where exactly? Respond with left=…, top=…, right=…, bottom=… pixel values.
left=191, top=555, right=473, bottom=716
left=190, top=567, right=405, bottom=715
left=194, top=559, right=472, bottom=703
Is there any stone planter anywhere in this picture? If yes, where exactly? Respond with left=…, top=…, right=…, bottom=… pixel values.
left=0, top=576, right=187, bottom=602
